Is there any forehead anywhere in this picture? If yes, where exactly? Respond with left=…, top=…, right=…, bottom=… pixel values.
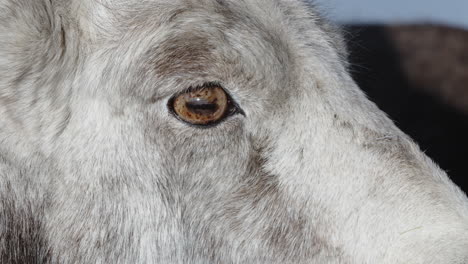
left=100, top=0, right=292, bottom=29
left=92, top=0, right=331, bottom=103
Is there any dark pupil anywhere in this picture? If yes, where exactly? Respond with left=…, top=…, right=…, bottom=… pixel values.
left=186, top=98, right=218, bottom=115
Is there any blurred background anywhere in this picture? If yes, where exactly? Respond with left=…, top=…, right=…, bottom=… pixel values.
left=313, top=1, right=468, bottom=192
left=315, top=0, right=468, bottom=29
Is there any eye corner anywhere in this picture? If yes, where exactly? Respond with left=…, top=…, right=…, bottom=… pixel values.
left=227, top=97, right=246, bottom=117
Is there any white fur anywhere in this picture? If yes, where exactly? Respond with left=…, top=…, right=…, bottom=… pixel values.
left=1, top=0, right=467, bottom=263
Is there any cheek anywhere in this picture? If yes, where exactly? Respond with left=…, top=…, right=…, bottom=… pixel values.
left=164, top=127, right=251, bottom=184
left=141, top=100, right=251, bottom=187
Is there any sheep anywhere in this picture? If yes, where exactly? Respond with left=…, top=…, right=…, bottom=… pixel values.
left=1, top=0, right=467, bottom=263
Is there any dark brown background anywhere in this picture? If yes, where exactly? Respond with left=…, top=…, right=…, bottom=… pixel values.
left=345, top=24, right=468, bottom=193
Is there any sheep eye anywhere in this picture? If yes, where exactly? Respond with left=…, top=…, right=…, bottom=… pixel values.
left=170, top=84, right=238, bottom=126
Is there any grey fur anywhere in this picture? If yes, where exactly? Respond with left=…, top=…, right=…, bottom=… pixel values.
left=1, top=0, right=467, bottom=263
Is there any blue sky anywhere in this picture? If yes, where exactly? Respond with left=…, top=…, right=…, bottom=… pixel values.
left=314, top=0, right=468, bottom=29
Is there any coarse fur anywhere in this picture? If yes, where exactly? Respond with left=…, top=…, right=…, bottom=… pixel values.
left=0, top=0, right=467, bottom=263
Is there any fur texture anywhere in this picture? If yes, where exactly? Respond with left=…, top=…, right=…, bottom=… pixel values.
left=1, top=1, right=467, bottom=263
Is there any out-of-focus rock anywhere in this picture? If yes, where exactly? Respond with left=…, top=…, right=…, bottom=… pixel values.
left=345, top=24, right=468, bottom=191
left=388, top=25, right=468, bottom=113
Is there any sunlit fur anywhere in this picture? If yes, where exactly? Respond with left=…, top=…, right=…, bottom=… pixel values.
left=1, top=0, right=467, bottom=263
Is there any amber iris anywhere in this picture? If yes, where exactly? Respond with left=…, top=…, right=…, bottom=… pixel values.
left=172, top=85, right=229, bottom=125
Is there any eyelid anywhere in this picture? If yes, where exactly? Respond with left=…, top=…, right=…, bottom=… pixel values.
left=150, top=81, right=222, bottom=104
